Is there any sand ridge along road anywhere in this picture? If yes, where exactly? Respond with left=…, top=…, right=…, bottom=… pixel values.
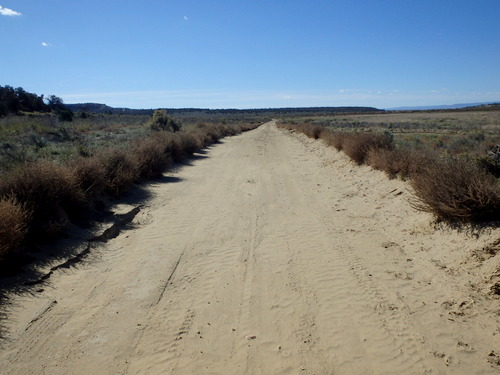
left=1, top=121, right=499, bottom=374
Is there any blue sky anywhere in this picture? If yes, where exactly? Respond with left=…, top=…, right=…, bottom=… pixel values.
left=1, top=1, right=499, bottom=109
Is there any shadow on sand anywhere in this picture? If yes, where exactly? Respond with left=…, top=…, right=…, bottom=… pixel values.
left=0, top=151, right=209, bottom=340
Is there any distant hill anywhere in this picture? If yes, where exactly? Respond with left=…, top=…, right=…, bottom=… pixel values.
left=66, top=103, right=154, bottom=115
left=386, top=102, right=500, bottom=111
left=66, top=103, right=384, bottom=116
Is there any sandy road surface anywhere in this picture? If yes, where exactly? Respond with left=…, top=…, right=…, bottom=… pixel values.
left=1, top=122, right=499, bottom=374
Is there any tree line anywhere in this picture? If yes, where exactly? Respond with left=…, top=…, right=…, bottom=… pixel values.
left=0, top=85, right=73, bottom=120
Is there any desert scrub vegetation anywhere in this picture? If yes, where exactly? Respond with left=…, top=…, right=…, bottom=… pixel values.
left=0, top=197, right=29, bottom=260
left=0, top=160, right=86, bottom=241
left=0, top=113, right=259, bottom=264
left=278, top=121, right=500, bottom=225
left=410, top=158, right=500, bottom=222
left=148, top=109, right=181, bottom=132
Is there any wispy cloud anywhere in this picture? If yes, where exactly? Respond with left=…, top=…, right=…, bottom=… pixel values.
left=0, top=6, right=22, bottom=16
left=184, top=16, right=188, bottom=21
left=41, top=42, right=49, bottom=47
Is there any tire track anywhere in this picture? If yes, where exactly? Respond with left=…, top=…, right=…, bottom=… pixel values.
left=1, top=122, right=498, bottom=375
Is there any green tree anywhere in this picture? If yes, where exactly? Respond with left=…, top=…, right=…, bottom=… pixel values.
left=0, top=85, right=21, bottom=114
left=47, top=95, right=65, bottom=111
left=46, top=95, right=73, bottom=121
left=148, top=109, right=181, bottom=132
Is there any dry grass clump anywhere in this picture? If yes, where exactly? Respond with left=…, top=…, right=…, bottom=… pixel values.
left=0, top=160, right=85, bottom=240
left=196, top=123, right=221, bottom=143
left=279, top=123, right=325, bottom=139
left=410, top=159, right=500, bottom=222
left=98, top=149, right=140, bottom=197
left=365, top=148, right=401, bottom=178
left=295, top=123, right=324, bottom=139
left=0, top=197, right=30, bottom=259
left=169, top=132, right=206, bottom=161
left=133, top=136, right=173, bottom=180
left=71, top=156, right=107, bottom=199
left=366, top=148, right=436, bottom=179
left=341, top=132, right=394, bottom=165
left=321, top=130, right=347, bottom=151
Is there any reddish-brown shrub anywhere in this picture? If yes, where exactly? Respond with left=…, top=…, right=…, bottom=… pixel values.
left=410, top=158, right=500, bottom=222
left=0, top=160, right=85, bottom=240
left=197, top=123, right=220, bottom=143
left=134, top=136, right=173, bottom=179
left=392, top=149, right=436, bottom=178
left=342, top=132, right=394, bottom=165
left=366, top=148, right=399, bottom=178
left=320, top=130, right=347, bottom=151
left=185, top=131, right=208, bottom=152
left=294, top=123, right=324, bottom=139
left=98, top=149, right=140, bottom=197
left=71, top=156, right=107, bottom=199
left=0, top=197, right=30, bottom=259
left=366, top=148, right=433, bottom=179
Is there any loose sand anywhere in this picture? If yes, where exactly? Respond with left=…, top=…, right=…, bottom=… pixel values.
left=1, top=121, right=499, bottom=374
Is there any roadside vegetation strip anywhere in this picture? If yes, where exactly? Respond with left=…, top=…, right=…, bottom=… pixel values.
left=278, top=123, right=500, bottom=225
left=0, top=122, right=259, bottom=263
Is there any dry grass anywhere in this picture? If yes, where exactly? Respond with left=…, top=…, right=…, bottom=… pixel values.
left=341, top=132, right=394, bottom=165
left=410, top=159, right=500, bottom=223
left=279, top=123, right=325, bottom=140
left=366, top=148, right=436, bottom=179
left=98, top=148, right=140, bottom=197
left=321, top=130, right=347, bottom=151
left=0, top=160, right=85, bottom=241
left=71, top=156, right=107, bottom=200
left=134, top=136, right=173, bottom=180
left=0, top=197, right=30, bottom=259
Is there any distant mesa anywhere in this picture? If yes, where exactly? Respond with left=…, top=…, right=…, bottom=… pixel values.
left=386, top=102, right=500, bottom=111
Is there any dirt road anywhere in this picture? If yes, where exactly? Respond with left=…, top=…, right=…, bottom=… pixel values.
left=1, top=122, right=499, bottom=374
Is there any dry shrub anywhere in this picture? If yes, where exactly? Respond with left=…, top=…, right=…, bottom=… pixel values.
left=224, top=124, right=243, bottom=135
left=366, top=148, right=434, bottom=179
left=392, top=149, right=436, bottom=178
left=342, top=132, right=393, bottom=165
left=294, top=123, right=324, bottom=139
left=410, top=158, right=500, bottom=222
left=366, top=148, right=400, bottom=178
left=197, top=123, right=220, bottom=143
left=156, top=132, right=199, bottom=162
left=243, top=123, right=259, bottom=132
left=320, top=130, right=347, bottom=151
left=169, top=132, right=205, bottom=161
left=0, top=160, right=85, bottom=240
left=98, top=149, right=140, bottom=197
left=0, top=197, right=30, bottom=259
left=71, top=156, right=107, bottom=199
left=134, top=136, right=173, bottom=179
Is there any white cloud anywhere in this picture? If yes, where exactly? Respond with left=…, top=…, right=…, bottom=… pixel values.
left=0, top=6, right=22, bottom=16
left=41, top=42, right=49, bottom=47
